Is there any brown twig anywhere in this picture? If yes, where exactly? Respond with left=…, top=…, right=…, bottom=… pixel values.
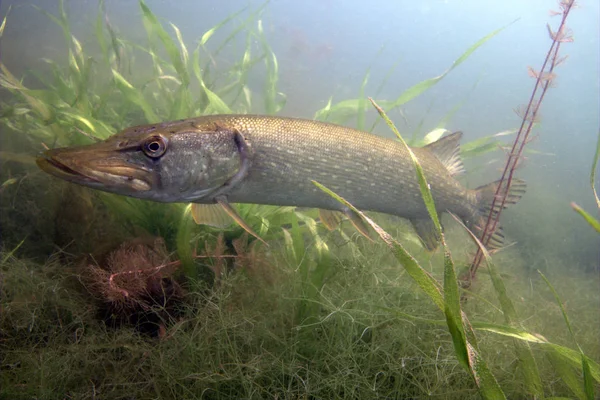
left=466, top=0, right=576, bottom=284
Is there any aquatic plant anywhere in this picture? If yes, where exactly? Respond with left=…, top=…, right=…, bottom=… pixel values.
left=468, top=0, right=577, bottom=282
left=315, top=100, right=598, bottom=399
left=571, top=128, right=600, bottom=232
left=84, top=237, right=183, bottom=336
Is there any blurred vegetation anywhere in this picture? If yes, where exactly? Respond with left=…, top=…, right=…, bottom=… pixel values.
left=0, top=1, right=598, bottom=399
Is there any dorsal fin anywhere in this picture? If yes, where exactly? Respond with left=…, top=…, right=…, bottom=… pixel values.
left=424, top=131, right=464, bottom=176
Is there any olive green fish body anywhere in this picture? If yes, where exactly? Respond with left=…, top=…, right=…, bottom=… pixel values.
left=37, top=114, right=525, bottom=249
left=189, top=115, right=474, bottom=222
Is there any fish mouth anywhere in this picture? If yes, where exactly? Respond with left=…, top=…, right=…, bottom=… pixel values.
left=37, top=154, right=100, bottom=185
left=36, top=148, right=152, bottom=192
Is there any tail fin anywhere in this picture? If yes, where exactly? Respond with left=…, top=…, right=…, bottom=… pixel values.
left=469, top=179, right=526, bottom=250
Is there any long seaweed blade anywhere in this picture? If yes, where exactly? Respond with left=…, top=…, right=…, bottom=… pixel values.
left=112, top=69, right=159, bottom=122
left=139, top=0, right=189, bottom=86
left=314, top=24, right=508, bottom=125
left=591, top=128, right=600, bottom=208
left=356, top=69, right=370, bottom=131
left=539, top=271, right=596, bottom=400
left=451, top=213, right=543, bottom=396
left=312, top=181, right=444, bottom=309
left=192, top=49, right=232, bottom=114
left=570, top=203, right=600, bottom=233
left=369, top=98, right=506, bottom=398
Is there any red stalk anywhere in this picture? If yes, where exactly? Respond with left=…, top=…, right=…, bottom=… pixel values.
left=467, top=0, right=576, bottom=283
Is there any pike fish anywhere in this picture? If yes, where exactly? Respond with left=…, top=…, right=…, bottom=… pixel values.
left=36, top=114, right=525, bottom=249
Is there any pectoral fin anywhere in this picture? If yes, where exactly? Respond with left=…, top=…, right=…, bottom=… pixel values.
left=191, top=198, right=267, bottom=246
left=319, top=209, right=343, bottom=230
left=343, top=208, right=373, bottom=241
left=215, top=196, right=267, bottom=246
left=191, top=203, right=233, bottom=228
left=319, top=208, right=372, bottom=241
left=410, top=217, right=441, bottom=251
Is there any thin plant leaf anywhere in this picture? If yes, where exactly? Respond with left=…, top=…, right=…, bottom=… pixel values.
left=356, top=68, right=370, bottom=130
left=451, top=213, right=543, bottom=396
left=0, top=6, right=10, bottom=38
left=570, top=203, right=600, bottom=233
left=192, top=49, right=232, bottom=114
left=539, top=271, right=596, bottom=399
left=0, top=64, right=53, bottom=121
left=139, top=0, right=189, bottom=86
left=591, top=128, right=600, bottom=208
left=1, top=239, right=25, bottom=265
left=313, top=180, right=505, bottom=399
left=315, top=22, right=511, bottom=125
left=112, top=69, right=159, bottom=122
left=368, top=99, right=507, bottom=398
left=461, top=129, right=517, bottom=159
left=311, top=180, right=444, bottom=309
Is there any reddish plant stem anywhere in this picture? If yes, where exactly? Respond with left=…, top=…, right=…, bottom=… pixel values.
left=467, top=1, right=575, bottom=283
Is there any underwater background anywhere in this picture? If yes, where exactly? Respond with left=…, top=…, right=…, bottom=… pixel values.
left=0, top=0, right=598, bottom=399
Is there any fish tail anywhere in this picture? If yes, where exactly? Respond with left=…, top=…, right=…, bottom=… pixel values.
left=468, top=178, right=527, bottom=250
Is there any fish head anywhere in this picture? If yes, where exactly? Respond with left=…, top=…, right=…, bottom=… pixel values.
left=36, top=121, right=246, bottom=202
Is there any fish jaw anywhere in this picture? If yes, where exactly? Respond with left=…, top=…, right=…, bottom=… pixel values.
left=36, top=145, right=153, bottom=195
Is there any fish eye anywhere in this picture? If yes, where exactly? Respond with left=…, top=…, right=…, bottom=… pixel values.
left=142, top=135, right=168, bottom=158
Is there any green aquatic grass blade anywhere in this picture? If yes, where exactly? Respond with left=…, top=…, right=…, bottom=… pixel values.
left=451, top=213, right=543, bottom=397
left=472, top=322, right=545, bottom=343
left=356, top=69, right=370, bottom=130
left=370, top=97, right=464, bottom=366
left=33, top=0, right=71, bottom=53
left=313, top=180, right=505, bottom=399
left=461, top=129, right=517, bottom=159
left=570, top=203, right=600, bottom=233
left=105, top=17, right=123, bottom=71
left=0, top=64, right=53, bottom=121
left=192, top=49, right=232, bottom=114
left=111, top=69, right=158, bottom=122
left=0, top=7, right=9, bottom=38
left=317, top=22, right=514, bottom=126
left=435, top=71, right=483, bottom=130
left=176, top=205, right=196, bottom=278
left=435, top=99, right=466, bottom=130
left=374, top=59, right=402, bottom=99
left=288, top=211, right=305, bottom=269
left=1, top=239, right=25, bottom=265
left=388, top=24, right=510, bottom=111
left=295, top=211, right=330, bottom=262
left=199, top=4, right=250, bottom=47
left=547, top=343, right=600, bottom=383
left=256, top=19, right=285, bottom=115
left=311, top=181, right=444, bottom=308
left=369, top=98, right=441, bottom=230
left=139, top=0, right=189, bottom=86
left=548, top=351, right=588, bottom=400
left=591, top=128, right=600, bottom=208
left=539, top=271, right=596, bottom=400
left=288, top=211, right=322, bottom=324
left=369, top=98, right=506, bottom=399
left=95, top=1, right=109, bottom=66
left=377, top=306, right=599, bottom=388
left=170, top=22, right=189, bottom=67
